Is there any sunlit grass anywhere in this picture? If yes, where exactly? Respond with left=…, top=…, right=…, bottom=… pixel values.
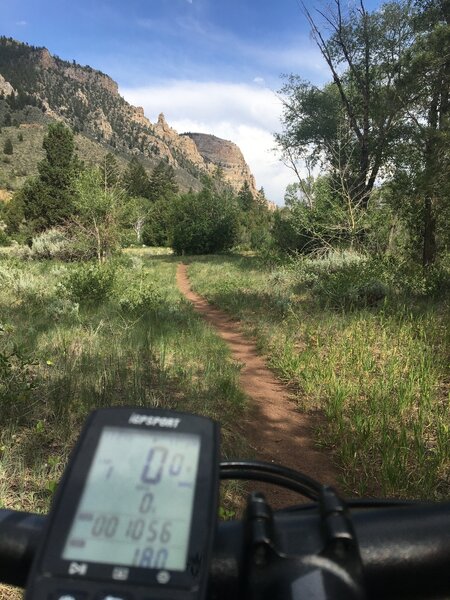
left=188, top=254, right=450, bottom=500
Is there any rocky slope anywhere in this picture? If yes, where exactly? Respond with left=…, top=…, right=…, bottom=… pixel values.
left=0, top=37, right=258, bottom=195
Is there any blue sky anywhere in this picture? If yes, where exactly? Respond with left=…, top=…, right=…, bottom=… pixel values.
left=2, top=0, right=381, bottom=203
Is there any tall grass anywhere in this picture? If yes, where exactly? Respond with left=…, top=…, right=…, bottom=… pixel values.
left=188, top=253, right=450, bottom=500
left=0, top=252, right=247, bottom=514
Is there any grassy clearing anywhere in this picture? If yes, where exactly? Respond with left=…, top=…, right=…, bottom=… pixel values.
left=188, top=254, right=450, bottom=500
left=0, top=250, right=247, bottom=515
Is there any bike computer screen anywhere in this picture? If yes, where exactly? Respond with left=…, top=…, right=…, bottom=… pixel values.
left=25, top=408, right=219, bottom=600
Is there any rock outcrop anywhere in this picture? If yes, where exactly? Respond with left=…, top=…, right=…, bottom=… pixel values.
left=182, top=133, right=257, bottom=194
left=0, top=73, right=14, bottom=96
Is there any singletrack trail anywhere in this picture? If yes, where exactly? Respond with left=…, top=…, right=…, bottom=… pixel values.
left=176, top=263, right=338, bottom=508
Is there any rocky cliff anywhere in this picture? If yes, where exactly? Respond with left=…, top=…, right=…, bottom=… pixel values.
left=0, top=37, right=258, bottom=195
left=182, top=133, right=256, bottom=194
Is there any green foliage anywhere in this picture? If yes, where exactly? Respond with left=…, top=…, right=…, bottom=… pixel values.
left=142, top=197, right=172, bottom=247
left=237, top=181, right=254, bottom=212
left=72, top=167, right=125, bottom=261
left=3, top=137, right=13, bottom=155
left=171, top=188, right=239, bottom=255
left=0, top=324, right=35, bottom=425
left=121, top=196, right=149, bottom=245
left=61, top=262, right=116, bottom=305
left=100, top=152, right=120, bottom=189
left=122, top=157, right=151, bottom=199
left=276, top=0, right=450, bottom=266
left=7, top=123, right=80, bottom=234
left=118, top=279, right=165, bottom=315
left=310, top=260, right=388, bottom=309
left=24, top=227, right=72, bottom=261
left=148, top=160, right=179, bottom=202
left=0, top=227, right=11, bottom=246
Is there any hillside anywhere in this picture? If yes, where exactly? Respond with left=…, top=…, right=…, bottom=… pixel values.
left=0, top=37, right=258, bottom=195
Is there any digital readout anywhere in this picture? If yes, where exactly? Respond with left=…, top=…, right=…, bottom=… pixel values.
left=62, top=427, right=200, bottom=571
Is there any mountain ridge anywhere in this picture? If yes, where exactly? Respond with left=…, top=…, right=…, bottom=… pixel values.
left=0, top=37, right=258, bottom=196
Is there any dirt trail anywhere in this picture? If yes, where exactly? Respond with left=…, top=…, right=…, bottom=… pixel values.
left=176, top=263, right=338, bottom=508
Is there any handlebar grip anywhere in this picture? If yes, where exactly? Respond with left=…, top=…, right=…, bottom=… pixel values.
left=0, top=510, right=45, bottom=588
left=354, top=503, right=450, bottom=599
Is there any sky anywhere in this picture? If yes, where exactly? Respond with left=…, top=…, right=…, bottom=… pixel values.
left=2, top=0, right=381, bottom=204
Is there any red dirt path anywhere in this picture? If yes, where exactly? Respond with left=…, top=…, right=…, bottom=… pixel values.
left=176, top=263, right=338, bottom=508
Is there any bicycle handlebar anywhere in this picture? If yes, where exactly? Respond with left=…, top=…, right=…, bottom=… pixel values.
left=1, top=500, right=450, bottom=599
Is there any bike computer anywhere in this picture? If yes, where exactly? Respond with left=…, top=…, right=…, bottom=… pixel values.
left=25, top=407, right=220, bottom=600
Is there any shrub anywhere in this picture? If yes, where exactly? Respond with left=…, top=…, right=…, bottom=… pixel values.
left=381, top=259, right=450, bottom=299
left=0, top=324, right=35, bottom=425
left=311, top=259, right=388, bottom=309
left=118, top=281, right=165, bottom=314
left=26, top=228, right=72, bottom=260
left=3, top=138, right=13, bottom=155
left=0, top=228, right=11, bottom=246
left=61, top=263, right=116, bottom=305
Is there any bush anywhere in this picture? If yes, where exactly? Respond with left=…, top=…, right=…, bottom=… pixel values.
left=381, top=259, right=450, bottom=299
left=310, top=258, right=388, bottom=309
left=0, top=228, right=11, bottom=246
left=118, top=280, right=165, bottom=314
left=284, top=251, right=388, bottom=309
left=24, top=228, right=72, bottom=260
left=0, top=324, right=35, bottom=425
left=3, top=138, right=13, bottom=155
left=61, top=263, right=116, bottom=305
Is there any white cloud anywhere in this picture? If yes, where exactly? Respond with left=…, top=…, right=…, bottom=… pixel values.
left=15, top=20, right=27, bottom=26
left=121, top=80, right=300, bottom=204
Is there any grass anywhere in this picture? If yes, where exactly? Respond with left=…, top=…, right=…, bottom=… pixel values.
left=0, top=249, right=249, bottom=598
left=0, top=251, right=248, bottom=515
left=187, top=253, right=450, bottom=500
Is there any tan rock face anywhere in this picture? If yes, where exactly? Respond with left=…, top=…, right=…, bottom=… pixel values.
left=0, top=74, right=15, bottom=96
left=183, top=133, right=257, bottom=194
left=153, top=113, right=207, bottom=169
left=91, top=108, right=113, bottom=140
left=38, top=48, right=57, bottom=70
left=63, top=65, right=118, bottom=95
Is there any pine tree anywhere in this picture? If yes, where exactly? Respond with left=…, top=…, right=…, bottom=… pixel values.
left=122, top=157, right=151, bottom=199
left=148, top=160, right=179, bottom=201
left=237, top=181, right=254, bottom=211
left=16, top=122, right=79, bottom=232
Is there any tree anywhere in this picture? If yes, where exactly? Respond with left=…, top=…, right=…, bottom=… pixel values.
left=237, top=181, right=254, bottom=211
left=390, top=0, right=450, bottom=265
left=170, top=188, right=239, bottom=255
left=123, top=197, right=148, bottom=244
left=142, top=198, right=172, bottom=246
left=122, top=157, right=151, bottom=199
left=278, top=1, right=416, bottom=208
left=6, top=121, right=80, bottom=234
left=148, top=160, right=179, bottom=202
left=3, top=138, right=13, bottom=155
left=100, top=152, right=120, bottom=190
left=72, top=168, right=125, bottom=262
